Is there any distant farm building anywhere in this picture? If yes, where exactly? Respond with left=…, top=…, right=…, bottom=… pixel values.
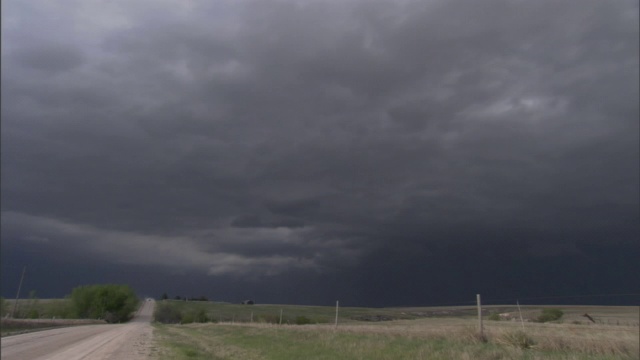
left=242, top=300, right=255, bottom=305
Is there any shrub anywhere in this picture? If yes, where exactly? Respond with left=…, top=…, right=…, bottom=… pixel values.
left=488, top=313, right=501, bottom=321
left=257, top=314, right=280, bottom=324
left=537, top=308, right=564, bottom=323
left=154, top=302, right=183, bottom=323
left=181, top=312, right=194, bottom=324
left=178, top=308, right=210, bottom=324
left=193, top=309, right=209, bottom=323
left=497, top=330, right=535, bottom=349
left=295, top=316, right=313, bottom=325
left=27, top=309, right=40, bottom=319
left=70, top=284, right=139, bottom=323
left=458, top=326, right=488, bottom=343
left=0, top=297, right=7, bottom=317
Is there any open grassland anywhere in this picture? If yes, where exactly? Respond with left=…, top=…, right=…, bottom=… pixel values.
left=0, top=318, right=106, bottom=337
left=1, top=298, right=100, bottom=337
left=152, top=303, right=639, bottom=359
left=3, top=298, right=76, bottom=320
left=154, top=300, right=440, bottom=324
left=156, top=301, right=640, bottom=326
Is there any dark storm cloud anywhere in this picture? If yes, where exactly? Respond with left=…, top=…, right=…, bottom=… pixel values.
left=11, top=44, right=85, bottom=73
left=2, top=0, right=638, bottom=303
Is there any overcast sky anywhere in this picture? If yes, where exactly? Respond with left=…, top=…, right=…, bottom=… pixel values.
left=2, top=0, right=638, bottom=306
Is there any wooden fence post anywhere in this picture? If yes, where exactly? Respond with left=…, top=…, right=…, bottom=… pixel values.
left=517, top=300, right=525, bottom=331
left=335, top=301, right=339, bottom=328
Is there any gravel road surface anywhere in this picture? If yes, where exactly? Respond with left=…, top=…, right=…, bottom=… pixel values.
left=1, top=299, right=155, bottom=360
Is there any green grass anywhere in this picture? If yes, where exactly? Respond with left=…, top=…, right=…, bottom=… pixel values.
left=153, top=323, right=492, bottom=360
left=0, top=318, right=106, bottom=337
left=151, top=304, right=639, bottom=360
left=3, top=298, right=77, bottom=319
left=155, top=300, right=352, bottom=324
left=154, top=300, right=498, bottom=325
left=1, top=297, right=131, bottom=337
left=1, top=297, right=107, bottom=336
left=2, top=298, right=80, bottom=336
left=156, top=301, right=640, bottom=327
left=154, top=320, right=639, bottom=360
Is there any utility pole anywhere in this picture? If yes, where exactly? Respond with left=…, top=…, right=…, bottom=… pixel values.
left=476, top=294, right=484, bottom=339
left=12, top=266, right=26, bottom=318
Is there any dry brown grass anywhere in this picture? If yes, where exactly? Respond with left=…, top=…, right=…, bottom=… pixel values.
left=153, top=305, right=639, bottom=359
left=485, top=320, right=638, bottom=357
left=213, top=315, right=639, bottom=358
left=254, top=319, right=640, bottom=357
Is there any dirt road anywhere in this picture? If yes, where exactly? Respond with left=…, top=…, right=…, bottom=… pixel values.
left=1, top=299, right=155, bottom=360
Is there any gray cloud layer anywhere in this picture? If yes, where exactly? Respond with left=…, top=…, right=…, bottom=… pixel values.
left=2, top=0, right=638, bottom=300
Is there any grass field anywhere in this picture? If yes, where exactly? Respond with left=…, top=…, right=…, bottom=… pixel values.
left=0, top=298, right=98, bottom=337
left=151, top=302, right=639, bottom=360
left=0, top=318, right=106, bottom=337
left=2, top=298, right=76, bottom=320
left=153, top=300, right=448, bottom=324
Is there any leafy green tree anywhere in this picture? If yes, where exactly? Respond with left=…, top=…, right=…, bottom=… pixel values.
left=70, top=284, right=139, bottom=323
left=0, top=297, right=7, bottom=317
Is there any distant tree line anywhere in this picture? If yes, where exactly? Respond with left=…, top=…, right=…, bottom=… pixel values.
left=160, top=293, right=209, bottom=302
